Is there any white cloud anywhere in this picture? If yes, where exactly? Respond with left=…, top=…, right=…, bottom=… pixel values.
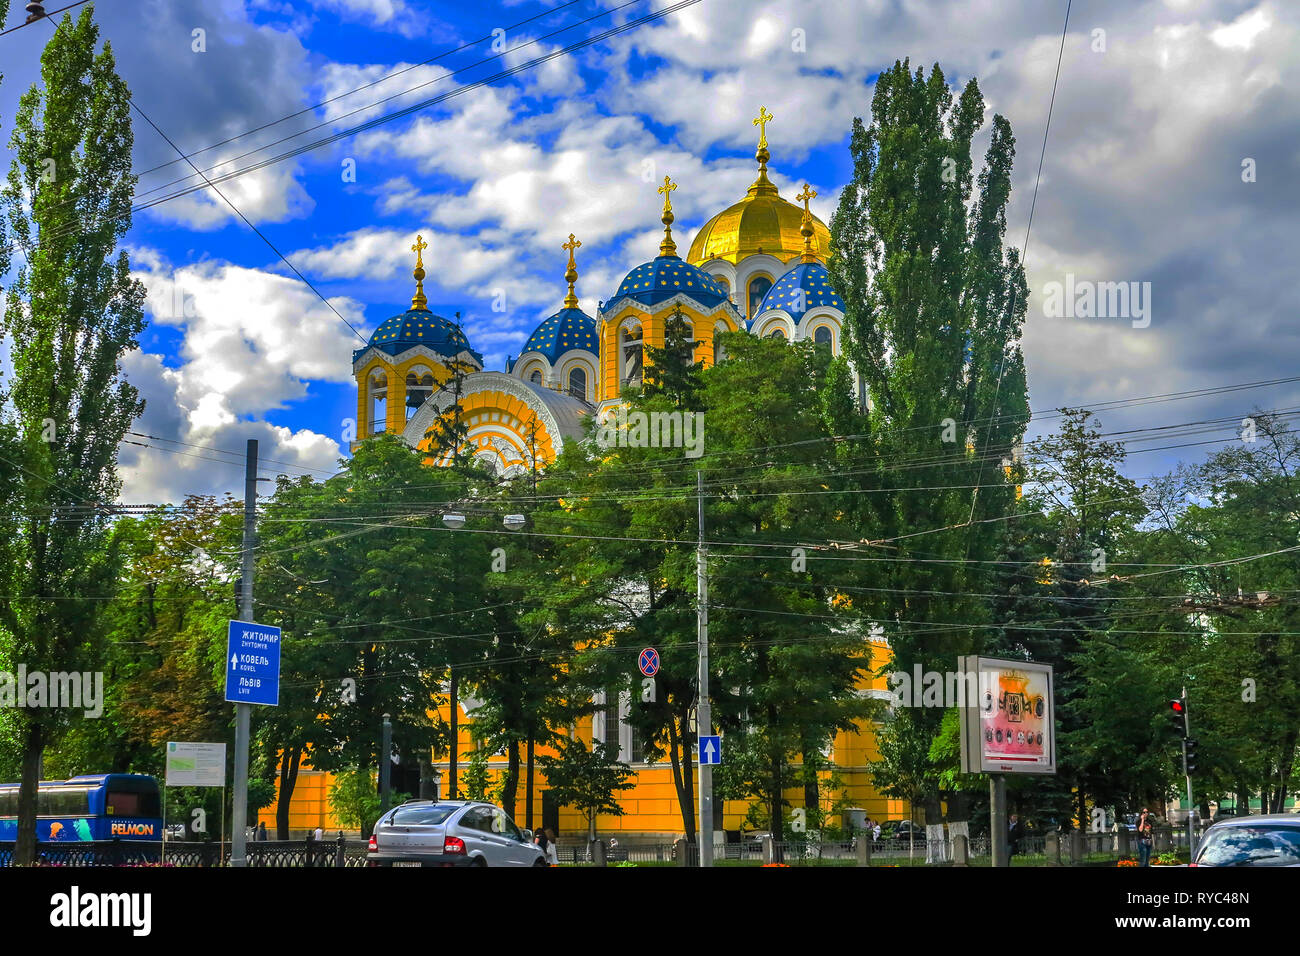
left=111, top=253, right=365, bottom=501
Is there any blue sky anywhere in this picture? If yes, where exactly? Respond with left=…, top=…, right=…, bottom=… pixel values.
left=1, top=0, right=1296, bottom=503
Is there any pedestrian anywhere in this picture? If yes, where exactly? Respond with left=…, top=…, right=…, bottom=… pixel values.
left=872, top=819, right=881, bottom=843
left=313, top=826, right=324, bottom=842
left=255, top=821, right=268, bottom=842
left=1136, top=808, right=1154, bottom=866
left=1007, top=814, right=1024, bottom=865
left=534, top=826, right=550, bottom=856
left=544, top=827, right=559, bottom=866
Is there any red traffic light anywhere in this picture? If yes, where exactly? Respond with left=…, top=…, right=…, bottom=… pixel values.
left=1169, top=699, right=1185, bottom=714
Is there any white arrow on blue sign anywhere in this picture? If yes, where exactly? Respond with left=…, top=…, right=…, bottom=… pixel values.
left=698, top=735, right=721, bottom=765
left=225, top=620, right=281, bottom=707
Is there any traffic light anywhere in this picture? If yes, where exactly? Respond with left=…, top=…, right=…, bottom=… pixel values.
left=1184, top=738, right=1199, bottom=774
left=1169, top=698, right=1187, bottom=737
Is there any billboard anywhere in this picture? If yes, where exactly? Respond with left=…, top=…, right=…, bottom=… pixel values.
left=165, top=742, right=227, bottom=787
left=959, top=656, right=1055, bottom=775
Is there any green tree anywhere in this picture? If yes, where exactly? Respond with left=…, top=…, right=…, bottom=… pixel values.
left=829, top=60, right=1031, bottom=833
left=537, top=738, right=633, bottom=844
left=0, top=6, right=144, bottom=865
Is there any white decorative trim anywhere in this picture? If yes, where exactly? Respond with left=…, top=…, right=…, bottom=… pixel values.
left=598, top=291, right=742, bottom=328
left=352, top=343, right=482, bottom=376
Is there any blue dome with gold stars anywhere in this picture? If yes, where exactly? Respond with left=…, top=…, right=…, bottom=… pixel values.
left=520, top=307, right=597, bottom=362
left=758, top=260, right=843, bottom=319
left=607, top=255, right=730, bottom=310
left=356, top=307, right=482, bottom=364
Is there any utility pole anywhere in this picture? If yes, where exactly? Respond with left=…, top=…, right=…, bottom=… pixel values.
left=230, top=439, right=258, bottom=867
left=697, top=471, right=713, bottom=867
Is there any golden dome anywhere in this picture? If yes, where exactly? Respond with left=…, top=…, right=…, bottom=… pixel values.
left=687, top=174, right=830, bottom=266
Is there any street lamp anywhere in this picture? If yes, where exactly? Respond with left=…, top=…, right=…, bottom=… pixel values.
left=441, top=512, right=466, bottom=529
left=503, top=514, right=526, bottom=531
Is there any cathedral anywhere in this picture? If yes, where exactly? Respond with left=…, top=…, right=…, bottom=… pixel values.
left=351, top=107, right=848, bottom=469
left=327, top=110, right=904, bottom=838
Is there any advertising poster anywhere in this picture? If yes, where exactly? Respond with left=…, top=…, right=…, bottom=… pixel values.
left=959, top=656, right=1056, bottom=774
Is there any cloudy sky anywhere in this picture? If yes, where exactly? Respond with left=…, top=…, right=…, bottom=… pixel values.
left=0, top=0, right=1295, bottom=503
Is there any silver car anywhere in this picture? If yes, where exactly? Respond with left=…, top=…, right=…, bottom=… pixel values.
left=1192, top=814, right=1300, bottom=867
left=368, top=800, right=547, bottom=867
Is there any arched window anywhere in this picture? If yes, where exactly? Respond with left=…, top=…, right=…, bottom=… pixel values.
left=568, top=366, right=587, bottom=400
left=714, top=275, right=731, bottom=300
left=369, top=371, right=388, bottom=433
left=712, top=326, right=728, bottom=364
left=530, top=369, right=543, bottom=386
left=405, top=369, right=434, bottom=420
left=813, top=325, right=833, bottom=349
left=747, top=275, right=773, bottom=319
left=767, top=327, right=786, bottom=340
left=620, top=326, right=643, bottom=386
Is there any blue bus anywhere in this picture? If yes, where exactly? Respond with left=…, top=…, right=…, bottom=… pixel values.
left=0, top=774, right=162, bottom=842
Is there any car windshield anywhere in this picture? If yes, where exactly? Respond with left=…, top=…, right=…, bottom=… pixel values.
left=1196, top=824, right=1300, bottom=866
left=388, top=804, right=459, bottom=826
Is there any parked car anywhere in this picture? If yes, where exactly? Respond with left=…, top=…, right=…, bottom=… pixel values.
left=1191, top=815, right=1300, bottom=867
left=367, top=799, right=547, bottom=867
left=879, top=820, right=927, bottom=844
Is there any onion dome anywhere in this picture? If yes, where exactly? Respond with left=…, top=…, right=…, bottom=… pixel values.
left=364, top=308, right=480, bottom=360
left=758, top=260, right=843, bottom=319
left=516, top=233, right=598, bottom=362
left=609, top=257, right=730, bottom=309
left=606, top=178, right=732, bottom=310
left=354, top=234, right=483, bottom=363
left=521, top=307, right=597, bottom=361
left=686, top=106, right=831, bottom=265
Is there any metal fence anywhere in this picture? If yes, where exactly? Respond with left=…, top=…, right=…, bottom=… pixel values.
left=0, top=837, right=372, bottom=868
left=551, top=826, right=1201, bottom=866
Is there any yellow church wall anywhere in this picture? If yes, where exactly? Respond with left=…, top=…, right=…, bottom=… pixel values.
left=261, top=636, right=905, bottom=839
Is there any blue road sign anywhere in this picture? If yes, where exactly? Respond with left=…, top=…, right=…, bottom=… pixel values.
left=225, top=620, right=281, bottom=707
left=698, top=735, right=721, bottom=765
left=638, top=647, right=660, bottom=677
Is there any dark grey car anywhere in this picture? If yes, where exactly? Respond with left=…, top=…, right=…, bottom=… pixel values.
left=368, top=800, right=547, bottom=867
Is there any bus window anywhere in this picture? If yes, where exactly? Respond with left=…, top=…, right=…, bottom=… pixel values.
left=106, top=788, right=160, bottom=817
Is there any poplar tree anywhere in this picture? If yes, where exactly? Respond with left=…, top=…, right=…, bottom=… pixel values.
left=828, top=61, right=1030, bottom=831
left=0, top=7, right=144, bottom=865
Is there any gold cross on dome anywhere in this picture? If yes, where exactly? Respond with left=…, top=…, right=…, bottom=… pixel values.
left=657, top=175, right=677, bottom=213
left=562, top=233, right=581, bottom=259
left=411, top=234, right=428, bottom=269
left=752, top=106, right=773, bottom=149
left=796, top=183, right=817, bottom=216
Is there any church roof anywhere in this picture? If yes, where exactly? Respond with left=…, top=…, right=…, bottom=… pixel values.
left=355, top=307, right=482, bottom=365
left=607, top=255, right=731, bottom=310
left=520, top=307, right=597, bottom=361
left=758, top=260, right=843, bottom=319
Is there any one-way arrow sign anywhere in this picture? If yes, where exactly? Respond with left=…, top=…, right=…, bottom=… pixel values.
left=698, top=735, right=721, bottom=765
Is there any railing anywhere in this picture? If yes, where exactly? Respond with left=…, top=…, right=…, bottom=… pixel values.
left=0, top=836, right=372, bottom=867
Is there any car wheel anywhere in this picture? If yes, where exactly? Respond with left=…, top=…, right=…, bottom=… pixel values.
left=473, top=856, right=488, bottom=867
left=533, top=858, right=548, bottom=867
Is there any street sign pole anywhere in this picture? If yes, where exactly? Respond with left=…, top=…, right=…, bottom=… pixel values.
left=230, top=439, right=257, bottom=867
left=990, top=774, right=1007, bottom=867
left=697, top=471, right=713, bottom=867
